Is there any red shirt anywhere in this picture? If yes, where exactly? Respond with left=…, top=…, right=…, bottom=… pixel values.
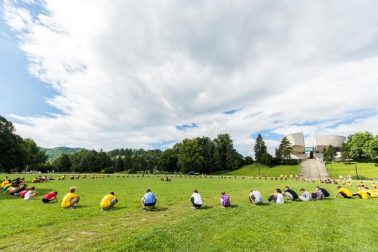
left=20, top=190, right=27, bottom=198
left=43, top=192, right=57, bottom=200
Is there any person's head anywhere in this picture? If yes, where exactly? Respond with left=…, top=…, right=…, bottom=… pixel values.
left=146, top=188, right=151, bottom=193
left=221, top=192, right=225, bottom=195
left=284, top=186, right=289, bottom=189
left=69, top=187, right=76, bottom=193
left=300, top=188, right=305, bottom=192
left=54, top=191, right=58, bottom=194
left=337, top=186, right=341, bottom=189
left=110, top=192, right=114, bottom=195
left=194, top=189, right=199, bottom=193
left=374, top=186, right=377, bottom=189
left=276, top=188, right=282, bottom=193
left=30, top=187, right=35, bottom=190
left=316, top=186, right=320, bottom=189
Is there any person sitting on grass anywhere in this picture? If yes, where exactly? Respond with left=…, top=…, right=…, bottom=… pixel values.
left=13, top=184, right=27, bottom=196
left=316, top=186, right=330, bottom=198
left=24, top=187, right=38, bottom=200
left=366, top=187, right=377, bottom=198
left=335, top=186, right=353, bottom=199
left=249, top=190, right=263, bottom=205
left=353, top=186, right=369, bottom=199
left=141, top=189, right=157, bottom=209
left=298, top=188, right=312, bottom=201
left=42, top=191, right=58, bottom=203
left=220, top=192, right=231, bottom=207
left=61, top=187, right=80, bottom=209
left=313, top=187, right=324, bottom=200
left=100, top=192, right=118, bottom=210
left=268, top=189, right=284, bottom=204
left=284, top=186, right=298, bottom=201
left=191, top=189, right=203, bottom=209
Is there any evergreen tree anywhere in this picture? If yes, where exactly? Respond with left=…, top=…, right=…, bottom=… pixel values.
left=277, top=137, right=292, bottom=161
left=254, top=134, right=267, bottom=163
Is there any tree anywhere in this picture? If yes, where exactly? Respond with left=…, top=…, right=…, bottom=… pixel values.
left=323, top=145, right=336, bottom=162
left=159, top=148, right=179, bottom=172
left=114, top=157, right=124, bottom=172
left=244, top=156, right=254, bottom=165
left=364, top=136, right=378, bottom=159
left=22, top=138, right=48, bottom=171
left=53, top=154, right=72, bottom=172
left=214, top=134, right=239, bottom=171
left=254, top=134, right=268, bottom=163
left=277, top=137, right=292, bottom=162
left=260, top=153, right=272, bottom=166
left=0, top=116, right=26, bottom=173
left=347, top=132, right=373, bottom=160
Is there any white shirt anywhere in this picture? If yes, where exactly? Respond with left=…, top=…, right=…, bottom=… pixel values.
left=276, top=193, right=284, bottom=204
left=24, top=191, right=32, bottom=200
left=191, top=193, right=203, bottom=205
left=250, top=191, right=263, bottom=203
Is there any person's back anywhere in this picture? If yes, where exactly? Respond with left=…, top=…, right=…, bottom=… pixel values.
left=143, top=192, right=156, bottom=205
left=355, top=189, right=369, bottom=199
left=192, top=192, right=203, bottom=205
left=220, top=192, right=230, bottom=207
left=276, top=193, right=284, bottom=204
left=299, top=190, right=312, bottom=201
left=315, top=190, right=324, bottom=200
left=101, top=192, right=118, bottom=210
left=61, top=187, right=79, bottom=208
left=250, top=191, right=263, bottom=204
left=336, top=187, right=353, bottom=198
left=42, top=191, right=57, bottom=203
left=284, top=187, right=298, bottom=200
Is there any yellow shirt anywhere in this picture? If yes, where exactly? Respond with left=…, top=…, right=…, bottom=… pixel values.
left=1, top=180, right=9, bottom=188
left=367, top=190, right=377, bottom=198
left=338, top=188, right=353, bottom=198
left=356, top=190, right=369, bottom=200
left=61, top=193, right=79, bottom=208
left=100, top=194, right=116, bottom=208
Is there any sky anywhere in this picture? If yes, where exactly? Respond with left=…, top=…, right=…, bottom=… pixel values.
left=1, top=0, right=378, bottom=156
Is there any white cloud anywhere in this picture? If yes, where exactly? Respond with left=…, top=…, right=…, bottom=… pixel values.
left=3, top=0, right=378, bottom=156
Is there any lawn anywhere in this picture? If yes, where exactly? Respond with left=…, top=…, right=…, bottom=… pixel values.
left=326, top=162, right=378, bottom=179
left=1, top=174, right=378, bottom=251
left=218, top=163, right=301, bottom=177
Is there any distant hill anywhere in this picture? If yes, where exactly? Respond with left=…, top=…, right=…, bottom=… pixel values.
left=40, top=147, right=82, bottom=160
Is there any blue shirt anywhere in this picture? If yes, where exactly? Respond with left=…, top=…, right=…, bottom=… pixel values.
left=143, top=192, right=156, bottom=204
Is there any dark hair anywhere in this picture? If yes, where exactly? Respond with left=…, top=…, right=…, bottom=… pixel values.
left=221, top=192, right=225, bottom=195
left=146, top=189, right=151, bottom=192
left=337, top=186, right=341, bottom=189
left=31, top=187, right=35, bottom=190
left=300, top=188, right=305, bottom=191
left=276, top=188, right=282, bottom=193
left=110, top=192, right=114, bottom=195
left=54, top=191, right=58, bottom=194
left=285, top=186, right=289, bottom=188
left=194, top=189, right=199, bottom=193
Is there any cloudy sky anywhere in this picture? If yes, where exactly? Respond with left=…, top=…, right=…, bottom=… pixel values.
left=1, top=0, right=377, bottom=156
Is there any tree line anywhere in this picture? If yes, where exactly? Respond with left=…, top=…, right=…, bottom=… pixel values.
left=0, top=116, right=252, bottom=173
left=323, top=131, right=378, bottom=162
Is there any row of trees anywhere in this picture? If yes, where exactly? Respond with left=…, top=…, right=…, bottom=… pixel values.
left=0, top=116, right=48, bottom=173
left=50, top=134, right=249, bottom=173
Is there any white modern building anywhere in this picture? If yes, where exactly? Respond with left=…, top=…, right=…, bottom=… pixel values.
left=284, top=133, right=346, bottom=160
left=314, top=135, right=346, bottom=152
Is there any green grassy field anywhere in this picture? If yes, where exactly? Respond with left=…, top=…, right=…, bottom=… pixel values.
left=218, top=163, right=301, bottom=177
left=1, top=174, right=378, bottom=251
left=326, top=162, right=378, bottom=179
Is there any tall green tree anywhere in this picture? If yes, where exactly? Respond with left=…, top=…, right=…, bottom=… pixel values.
left=347, top=132, right=373, bottom=159
left=276, top=136, right=292, bottom=161
left=254, top=134, right=267, bottom=163
left=0, top=116, right=26, bottom=173
left=323, top=145, right=336, bottom=162
left=214, top=134, right=239, bottom=170
left=22, top=138, right=48, bottom=171
left=53, top=154, right=72, bottom=172
left=364, top=136, right=378, bottom=159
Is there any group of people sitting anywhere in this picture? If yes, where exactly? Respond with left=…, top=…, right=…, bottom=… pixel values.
left=3, top=175, right=378, bottom=211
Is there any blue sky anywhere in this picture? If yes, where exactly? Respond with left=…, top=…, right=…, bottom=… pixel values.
left=1, top=0, right=377, bottom=155
left=0, top=7, right=57, bottom=116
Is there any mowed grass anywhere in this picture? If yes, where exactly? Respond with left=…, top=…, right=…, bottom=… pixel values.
left=327, top=162, right=378, bottom=179
left=1, top=174, right=378, bottom=252
left=219, top=164, right=301, bottom=177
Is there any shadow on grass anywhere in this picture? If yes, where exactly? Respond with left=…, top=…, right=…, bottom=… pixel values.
left=142, top=207, right=168, bottom=212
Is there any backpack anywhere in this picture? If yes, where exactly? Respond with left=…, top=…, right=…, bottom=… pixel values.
left=320, top=188, right=330, bottom=197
